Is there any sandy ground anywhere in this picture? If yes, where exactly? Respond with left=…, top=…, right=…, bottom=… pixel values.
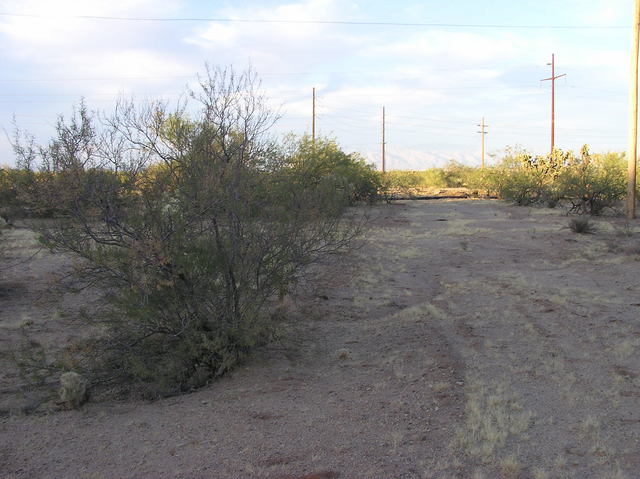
left=1, top=199, right=640, bottom=479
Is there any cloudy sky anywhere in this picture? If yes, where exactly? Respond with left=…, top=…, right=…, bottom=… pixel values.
left=0, top=0, right=635, bottom=169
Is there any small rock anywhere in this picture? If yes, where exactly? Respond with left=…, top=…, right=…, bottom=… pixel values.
left=336, top=348, right=350, bottom=360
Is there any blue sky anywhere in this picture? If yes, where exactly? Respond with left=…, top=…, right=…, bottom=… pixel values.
left=0, top=0, right=634, bottom=169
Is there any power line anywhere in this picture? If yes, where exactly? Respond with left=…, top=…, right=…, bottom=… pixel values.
left=0, top=12, right=629, bottom=29
left=0, top=75, right=195, bottom=83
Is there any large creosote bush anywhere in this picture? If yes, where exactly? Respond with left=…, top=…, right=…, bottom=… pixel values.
left=13, top=66, right=362, bottom=398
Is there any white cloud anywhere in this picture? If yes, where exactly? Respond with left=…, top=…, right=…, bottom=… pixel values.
left=572, top=0, right=629, bottom=26
left=186, top=0, right=350, bottom=47
left=0, top=0, right=182, bottom=48
left=184, top=0, right=364, bottom=75
left=0, top=0, right=195, bottom=98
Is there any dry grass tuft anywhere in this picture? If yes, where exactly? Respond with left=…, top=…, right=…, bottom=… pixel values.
left=498, top=454, right=522, bottom=479
left=568, top=216, right=597, bottom=234
left=453, top=379, right=534, bottom=461
left=532, top=467, right=549, bottom=479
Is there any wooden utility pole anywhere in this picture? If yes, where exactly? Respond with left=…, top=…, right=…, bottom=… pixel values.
left=628, top=0, right=640, bottom=220
left=312, top=87, right=316, bottom=145
left=541, top=54, right=566, bottom=154
left=477, top=117, right=488, bottom=168
left=382, top=106, right=386, bottom=173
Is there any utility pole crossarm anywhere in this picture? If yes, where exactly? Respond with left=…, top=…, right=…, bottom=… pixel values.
left=541, top=74, right=567, bottom=82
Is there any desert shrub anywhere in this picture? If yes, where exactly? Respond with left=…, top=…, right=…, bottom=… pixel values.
left=376, top=173, right=394, bottom=203
left=498, top=148, right=573, bottom=206
left=441, top=160, right=480, bottom=188
left=279, top=134, right=381, bottom=205
left=489, top=152, right=551, bottom=206
left=14, top=66, right=362, bottom=398
left=459, top=165, right=488, bottom=190
left=568, top=216, right=597, bottom=234
left=417, top=168, right=449, bottom=188
left=556, top=149, right=626, bottom=215
left=487, top=145, right=624, bottom=214
left=489, top=146, right=625, bottom=212
left=377, top=170, right=423, bottom=201
left=0, top=165, right=40, bottom=223
left=0, top=167, right=17, bottom=224
left=383, top=170, right=424, bottom=189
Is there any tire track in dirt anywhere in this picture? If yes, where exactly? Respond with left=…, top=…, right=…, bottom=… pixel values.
left=408, top=200, right=640, bottom=478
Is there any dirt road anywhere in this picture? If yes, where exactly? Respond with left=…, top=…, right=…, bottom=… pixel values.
left=2, top=200, right=639, bottom=478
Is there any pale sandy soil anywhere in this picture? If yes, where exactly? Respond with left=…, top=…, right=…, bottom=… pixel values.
left=1, top=199, right=640, bottom=479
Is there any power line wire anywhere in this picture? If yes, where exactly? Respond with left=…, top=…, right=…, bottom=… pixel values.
left=0, top=12, right=629, bottom=29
